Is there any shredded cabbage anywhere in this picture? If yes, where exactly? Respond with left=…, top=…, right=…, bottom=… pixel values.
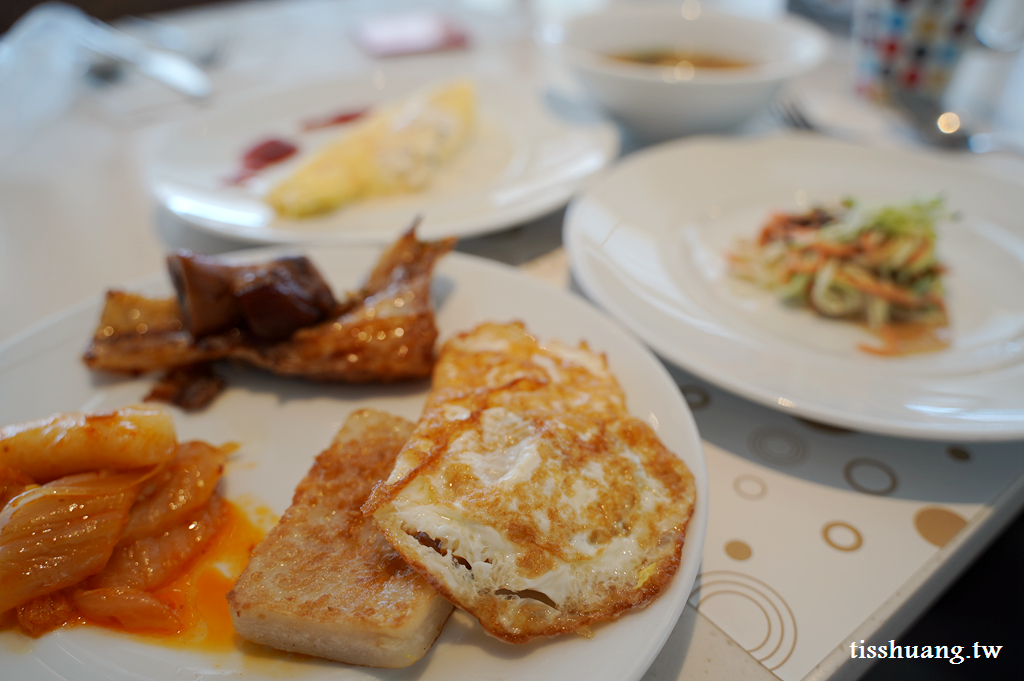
left=728, top=197, right=952, bottom=355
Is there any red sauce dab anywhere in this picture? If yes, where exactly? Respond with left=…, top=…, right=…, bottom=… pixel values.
left=243, top=139, right=298, bottom=170
left=225, top=107, right=369, bottom=186
left=301, top=107, right=369, bottom=131
left=227, top=138, right=298, bottom=186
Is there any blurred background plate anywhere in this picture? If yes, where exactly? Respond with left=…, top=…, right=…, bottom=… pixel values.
left=143, top=68, right=619, bottom=245
left=565, top=132, right=1024, bottom=441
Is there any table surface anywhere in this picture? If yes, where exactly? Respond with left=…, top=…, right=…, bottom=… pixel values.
left=1, top=1, right=1023, bottom=679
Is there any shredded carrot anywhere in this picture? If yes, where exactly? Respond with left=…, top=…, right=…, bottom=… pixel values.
left=808, top=241, right=858, bottom=258
left=729, top=198, right=951, bottom=357
left=834, top=269, right=925, bottom=307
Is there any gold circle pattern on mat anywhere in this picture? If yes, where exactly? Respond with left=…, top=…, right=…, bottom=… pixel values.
left=734, top=474, right=768, bottom=500
left=914, top=506, right=967, bottom=547
left=689, top=570, right=797, bottom=671
left=947, top=446, right=971, bottom=462
left=822, top=521, right=863, bottom=552
left=748, top=426, right=806, bottom=466
left=725, top=540, right=752, bottom=561
left=700, top=590, right=771, bottom=651
left=843, top=457, right=898, bottom=496
left=680, top=385, right=710, bottom=410
left=793, top=416, right=854, bottom=435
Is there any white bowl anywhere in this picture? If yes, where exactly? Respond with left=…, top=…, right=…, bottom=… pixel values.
left=550, top=4, right=829, bottom=140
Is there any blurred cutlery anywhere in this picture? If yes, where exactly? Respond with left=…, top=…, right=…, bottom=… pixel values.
left=71, top=13, right=212, bottom=99
left=894, top=91, right=1024, bottom=156
left=773, top=97, right=817, bottom=132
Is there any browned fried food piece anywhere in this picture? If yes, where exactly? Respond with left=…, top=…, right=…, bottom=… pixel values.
left=83, top=226, right=455, bottom=387
left=227, top=409, right=453, bottom=667
left=365, top=321, right=697, bottom=644
left=83, top=292, right=224, bottom=373
left=167, top=251, right=337, bottom=341
left=144, top=363, right=226, bottom=411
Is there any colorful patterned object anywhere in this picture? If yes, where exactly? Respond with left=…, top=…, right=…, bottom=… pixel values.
left=853, top=0, right=990, bottom=102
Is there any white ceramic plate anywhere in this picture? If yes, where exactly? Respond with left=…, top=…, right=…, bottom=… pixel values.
left=565, top=132, right=1024, bottom=441
left=144, top=69, right=618, bottom=245
left=0, top=249, right=706, bottom=681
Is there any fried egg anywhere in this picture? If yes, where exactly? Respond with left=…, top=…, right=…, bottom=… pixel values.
left=365, top=321, right=696, bottom=643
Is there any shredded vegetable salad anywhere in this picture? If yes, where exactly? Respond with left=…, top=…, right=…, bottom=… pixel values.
left=728, top=197, right=953, bottom=356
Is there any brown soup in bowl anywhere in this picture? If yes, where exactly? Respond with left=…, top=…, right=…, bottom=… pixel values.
left=608, top=49, right=750, bottom=69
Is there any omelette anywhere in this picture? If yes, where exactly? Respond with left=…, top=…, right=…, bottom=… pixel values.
left=364, top=321, right=696, bottom=643
left=266, top=78, right=476, bottom=218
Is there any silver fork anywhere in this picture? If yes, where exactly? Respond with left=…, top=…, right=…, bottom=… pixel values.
left=773, top=97, right=817, bottom=132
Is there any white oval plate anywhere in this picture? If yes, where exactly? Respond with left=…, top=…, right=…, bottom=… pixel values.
left=144, top=69, right=618, bottom=245
left=0, top=249, right=705, bottom=681
left=565, top=132, right=1024, bottom=441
